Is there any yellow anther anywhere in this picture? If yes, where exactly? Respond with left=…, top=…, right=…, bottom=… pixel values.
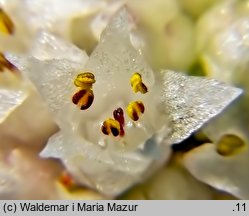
left=72, top=72, right=96, bottom=110
left=0, top=9, right=14, bottom=35
left=126, top=101, right=145, bottom=121
left=217, top=134, right=246, bottom=157
left=72, top=89, right=94, bottom=110
left=101, top=118, right=121, bottom=137
left=130, top=72, right=148, bottom=94
left=74, top=72, right=95, bottom=89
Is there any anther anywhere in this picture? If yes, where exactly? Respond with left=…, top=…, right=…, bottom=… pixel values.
left=130, top=72, right=148, bottom=94
left=126, top=101, right=145, bottom=121
left=72, top=72, right=95, bottom=110
left=101, top=118, right=121, bottom=137
left=113, top=107, right=125, bottom=137
left=113, top=107, right=124, bottom=126
left=216, top=134, right=246, bottom=157
left=74, top=72, right=95, bottom=89
left=72, top=89, right=94, bottom=110
left=0, top=9, right=14, bottom=35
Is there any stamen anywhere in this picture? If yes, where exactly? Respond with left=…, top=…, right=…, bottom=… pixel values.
left=113, top=107, right=124, bottom=126
left=216, top=134, right=246, bottom=156
left=74, top=72, right=95, bottom=89
left=72, top=89, right=94, bottom=110
left=101, top=118, right=121, bottom=137
left=126, top=101, right=145, bottom=121
left=113, top=107, right=125, bottom=136
left=130, top=72, right=148, bottom=94
left=0, top=8, right=14, bottom=35
left=72, top=72, right=95, bottom=110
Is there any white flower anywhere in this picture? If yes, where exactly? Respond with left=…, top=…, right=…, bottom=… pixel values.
left=7, top=8, right=242, bottom=197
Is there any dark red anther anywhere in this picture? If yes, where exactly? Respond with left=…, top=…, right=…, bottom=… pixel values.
left=113, top=107, right=124, bottom=126
left=113, top=107, right=125, bottom=137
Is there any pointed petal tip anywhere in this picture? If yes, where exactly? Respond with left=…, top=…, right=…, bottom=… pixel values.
left=39, top=131, right=64, bottom=159
left=162, top=70, right=243, bottom=144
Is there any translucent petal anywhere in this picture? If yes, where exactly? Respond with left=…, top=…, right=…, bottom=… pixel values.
left=7, top=31, right=88, bottom=67
left=161, top=70, right=242, bottom=144
left=183, top=143, right=249, bottom=199
left=7, top=32, right=89, bottom=124
left=41, top=131, right=172, bottom=196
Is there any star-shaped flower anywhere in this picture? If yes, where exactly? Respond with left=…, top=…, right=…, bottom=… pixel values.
left=8, top=8, right=242, bottom=197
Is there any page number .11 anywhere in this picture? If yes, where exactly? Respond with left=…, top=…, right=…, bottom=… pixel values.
left=233, top=203, right=246, bottom=212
